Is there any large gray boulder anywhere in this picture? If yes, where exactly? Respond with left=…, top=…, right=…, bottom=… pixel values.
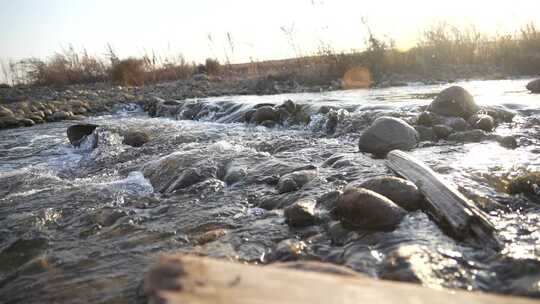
left=428, top=86, right=479, bottom=119
left=526, top=79, right=540, bottom=93
left=358, top=117, right=419, bottom=157
left=337, top=187, right=406, bottom=230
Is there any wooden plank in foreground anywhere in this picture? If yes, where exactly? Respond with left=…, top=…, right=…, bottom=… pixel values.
left=386, top=150, right=502, bottom=250
left=144, top=254, right=536, bottom=304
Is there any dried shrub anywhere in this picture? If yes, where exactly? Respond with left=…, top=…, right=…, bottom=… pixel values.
left=110, top=58, right=147, bottom=86
left=194, top=58, right=221, bottom=76
left=22, top=47, right=107, bottom=87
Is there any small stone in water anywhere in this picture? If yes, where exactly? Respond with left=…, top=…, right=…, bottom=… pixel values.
left=284, top=198, right=317, bottom=227
left=337, top=187, right=406, bottom=230
left=358, top=176, right=423, bottom=211
left=123, top=130, right=150, bottom=147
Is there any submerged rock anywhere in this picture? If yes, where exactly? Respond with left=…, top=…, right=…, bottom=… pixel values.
left=428, top=86, right=479, bottom=119
left=67, top=123, right=98, bottom=147
left=142, top=151, right=219, bottom=193
left=414, top=125, right=437, bottom=142
left=265, top=239, right=308, bottom=262
left=433, top=124, right=453, bottom=139
left=252, top=106, right=280, bottom=124
left=0, top=237, right=48, bottom=273
left=336, top=187, right=406, bottom=230
left=416, top=111, right=441, bottom=127
left=284, top=198, right=317, bottom=227
left=468, top=114, right=495, bottom=132
left=526, top=79, right=540, bottom=93
left=380, top=244, right=468, bottom=287
left=507, top=172, right=540, bottom=195
left=358, top=176, right=423, bottom=211
left=479, top=105, right=515, bottom=123
left=497, top=135, right=518, bottom=149
left=447, top=129, right=488, bottom=143
left=358, top=116, right=419, bottom=157
left=277, top=169, right=318, bottom=193
left=441, top=116, right=467, bottom=131
left=123, top=130, right=150, bottom=147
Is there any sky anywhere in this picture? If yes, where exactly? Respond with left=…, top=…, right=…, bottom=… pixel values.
left=0, top=0, right=539, bottom=64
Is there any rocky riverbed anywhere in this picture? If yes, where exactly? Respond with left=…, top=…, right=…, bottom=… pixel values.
left=1, top=77, right=540, bottom=303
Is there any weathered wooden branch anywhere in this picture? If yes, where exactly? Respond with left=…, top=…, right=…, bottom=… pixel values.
left=386, top=150, right=502, bottom=250
left=144, top=254, right=534, bottom=304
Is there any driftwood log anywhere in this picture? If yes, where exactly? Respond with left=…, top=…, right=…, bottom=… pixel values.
left=386, top=150, right=502, bottom=250
left=144, top=254, right=535, bottom=304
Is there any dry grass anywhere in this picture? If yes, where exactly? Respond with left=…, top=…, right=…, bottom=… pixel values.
left=2, top=22, right=539, bottom=88
left=110, top=58, right=147, bottom=86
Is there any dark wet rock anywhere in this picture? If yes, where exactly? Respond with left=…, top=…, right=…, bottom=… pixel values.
left=265, top=239, right=308, bottom=262
left=243, top=109, right=256, bottom=122
left=493, top=257, right=540, bottom=297
left=414, top=125, right=437, bottom=142
left=281, top=99, right=296, bottom=113
left=277, top=169, right=318, bottom=193
left=325, top=110, right=339, bottom=134
left=260, top=120, right=277, bottom=128
left=142, top=151, right=219, bottom=193
left=322, top=154, right=343, bottom=168
left=433, top=124, right=453, bottom=139
left=252, top=106, right=280, bottom=124
left=526, top=79, right=540, bottom=93
left=223, top=166, right=247, bottom=185
left=94, top=208, right=126, bottom=227
left=447, top=129, right=488, bottom=143
left=155, top=100, right=181, bottom=118
left=428, top=86, right=479, bottom=119
left=479, top=105, right=515, bottom=123
left=67, top=123, right=99, bottom=147
left=284, top=103, right=312, bottom=125
left=497, top=135, right=518, bottom=149
left=123, top=130, right=150, bottom=147
left=327, top=221, right=352, bottom=245
left=336, top=187, right=406, bottom=230
left=0, top=237, right=48, bottom=273
left=358, top=116, right=419, bottom=157
left=316, top=190, right=340, bottom=212
left=284, top=198, right=317, bottom=227
left=416, top=111, right=441, bottom=127
left=358, top=176, right=423, bottom=211
left=322, top=154, right=356, bottom=168
left=380, top=245, right=468, bottom=287
left=468, top=114, right=495, bottom=132
left=507, top=172, right=540, bottom=195
left=442, top=116, right=467, bottom=131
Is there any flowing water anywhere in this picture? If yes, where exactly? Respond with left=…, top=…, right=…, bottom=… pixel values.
left=1, top=78, right=540, bottom=303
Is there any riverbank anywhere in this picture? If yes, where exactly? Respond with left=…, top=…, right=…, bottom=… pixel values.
left=1, top=70, right=538, bottom=131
